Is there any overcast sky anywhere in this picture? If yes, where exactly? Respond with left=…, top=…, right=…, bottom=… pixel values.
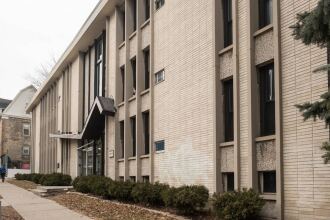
left=0, top=0, right=100, bottom=100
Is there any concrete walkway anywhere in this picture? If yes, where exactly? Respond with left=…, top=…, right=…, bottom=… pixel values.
left=0, top=181, right=91, bottom=220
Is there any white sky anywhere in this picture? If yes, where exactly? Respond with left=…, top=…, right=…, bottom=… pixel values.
left=0, top=0, right=100, bottom=100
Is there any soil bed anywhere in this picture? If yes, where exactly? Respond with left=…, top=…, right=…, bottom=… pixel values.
left=1, top=206, right=24, bottom=220
left=7, top=179, right=38, bottom=190
left=50, top=192, right=185, bottom=220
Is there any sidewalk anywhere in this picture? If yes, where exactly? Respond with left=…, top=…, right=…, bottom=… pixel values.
left=0, top=181, right=91, bottom=220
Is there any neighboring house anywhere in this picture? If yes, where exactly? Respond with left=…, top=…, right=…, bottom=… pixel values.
left=0, top=85, right=36, bottom=169
left=26, top=0, right=330, bottom=219
left=0, top=98, right=11, bottom=116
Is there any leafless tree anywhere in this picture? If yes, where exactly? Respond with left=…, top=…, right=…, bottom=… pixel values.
left=26, top=55, right=57, bottom=88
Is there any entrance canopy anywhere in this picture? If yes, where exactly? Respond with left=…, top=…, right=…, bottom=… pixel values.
left=50, top=97, right=116, bottom=140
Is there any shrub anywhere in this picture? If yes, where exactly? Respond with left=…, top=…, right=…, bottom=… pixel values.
left=90, top=176, right=113, bottom=197
left=108, top=181, right=135, bottom=202
left=161, top=186, right=178, bottom=207
left=73, top=176, right=92, bottom=193
left=212, top=189, right=265, bottom=220
left=131, top=182, right=169, bottom=206
left=30, top=173, right=44, bottom=184
left=15, top=173, right=45, bottom=184
left=39, top=173, right=72, bottom=186
left=173, top=185, right=209, bottom=214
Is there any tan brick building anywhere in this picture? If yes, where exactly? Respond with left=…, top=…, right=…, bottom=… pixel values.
left=26, top=0, right=330, bottom=219
left=1, top=85, right=36, bottom=169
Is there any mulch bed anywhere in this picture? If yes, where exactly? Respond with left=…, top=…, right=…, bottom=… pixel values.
left=1, top=206, right=24, bottom=220
left=7, top=179, right=38, bottom=190
left=50, top=192, right=185, bottom=220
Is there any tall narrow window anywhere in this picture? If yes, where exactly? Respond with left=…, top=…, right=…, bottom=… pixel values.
left=145, top=0, right=150, bottom=21
left=258, top=171, right=276, bottom=193
left=132, top=0, right=137, bottom=31
left=131, top=58, right=136, bottom=96
left=121, top=6, right=125, bottom=41
left=131, top=117, right=136, bottom=157
left=144, top=48, right=150, bottom=90
left=259, top=0, right=272, bottom=29
left=95, top=35, right=104, bottom=98
left=143, top=111, right=150, bottom=155
left=120, top=121, right=125, bottom=158
left=155, top=0, right=165, bottom=10
left=223, top=79, right=234, bottom=142
left=23, top=124, right=31, bottom=136
left=223, top=0, right=233, bottom=47
left=120, top=66, right=125, bottom=102
left=258, top=63, right=275, bottom=136
left=222, top=172, right=234, bottom=192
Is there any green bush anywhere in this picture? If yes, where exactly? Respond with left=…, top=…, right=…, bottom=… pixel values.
left=131, top=182, right=169, bottom=206
left=161, top=186, right=178, bottom=207
left=15, top=173, right=45, bottom=184
left=90, top=176, right=113, bottom=197
left=172, top=185, right=209, bottom=214
left=30, top=173, right=44, bottom=184
left=39, top=173, right=72, bottom=186
left=213, top=189, right=265, bottom=220
left=73, top=176, right=112, bottom=197
left=108, top=181, right=135, bottom=202
left=73, top=176, right=92, bottom=193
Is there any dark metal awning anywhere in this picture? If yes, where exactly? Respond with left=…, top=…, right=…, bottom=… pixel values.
left=50, top=97, right=116, bottom=140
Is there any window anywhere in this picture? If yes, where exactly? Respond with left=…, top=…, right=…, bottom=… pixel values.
left=142, top=176, right=150, bottom=183
left=258, top=63, right=275, bottom=136
left=223, top=79, right=234, bottom=142
left=131, top=117, right=136, bottom=157
left=259, top=0, right=272, bottom=29
left=95, top=35, right=104, bottom=97
left=155, top=0, right=165, bottom=10
left=120, top=121, right=125, bottom=158
left=144, top=48, right=150, bottom=90
left=130, top=176, right=136, bottom=182
left=222, top=172, right=234, bottom=192
left=119, top=5, right=125, bottom=42
left=259, top=171, right=276, bottom=193
left=22, top=146, right=30, bottom=156
left=23, top=124, right=30, bottom=136
left=119, top=176, right=125, bottom=181
left=145, top=0, right=150, bottom=21
left=143, top=111, right=150, bottom=155
left=223, top=0, right=233, bottom=47
left=120, top=66, right=125, bottom=102
left=131, top=58, right=137, bottom=96
left=155, top=140, right=165, bottom=151
left=132, top=0, right=137, bottom=31
left=155, top=69, right=165, bottom=84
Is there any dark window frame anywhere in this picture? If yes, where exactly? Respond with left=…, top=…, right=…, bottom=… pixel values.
left=259, top=171, right=276, bottom=194
left=222, top=0, right=233, bottom=47
left=145, top=0, right=150, bottom=21
left=131, top=57, right=137, bottom=96
left=143, top=48, right=150, bottom=90
left=155, top=140, right=165, bottom=151
left=142, top=176, right=150, bottom=183
left=131, top=116, right=136, bottom=157
left=155, top=69, right=165, bottom=84
left=258, top=0, right=272, bottom=29
left=258, top=62, right=275, bottom=136
left=143, top=111, right=150, bottom=155
left=223, top=78, right=234, bottom=142
left=120, top=66, right=125, bottom=102
left=155, top=0, right=165, bottom=10
left=222, top=172, right=234, bottom=192
left=94, top=32, right=106, bottom=98
left=120, top=121, right=125, bottom=159
left=132, top=0, right=137, bottom=31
